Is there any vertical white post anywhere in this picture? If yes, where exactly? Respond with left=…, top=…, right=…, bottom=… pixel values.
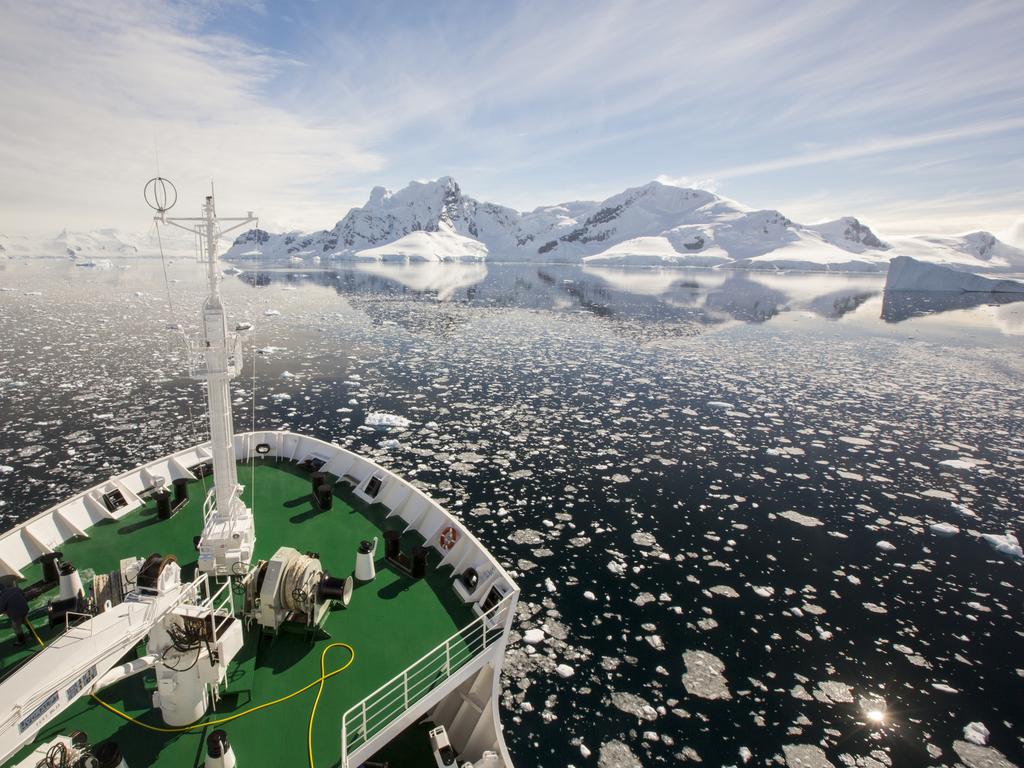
left=201, top=193, right=241, bottom=520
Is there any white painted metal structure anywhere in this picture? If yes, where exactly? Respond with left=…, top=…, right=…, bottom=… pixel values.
left=0, top=563, right=239, bottom=766
left=154, top=190, right=258, bottom=576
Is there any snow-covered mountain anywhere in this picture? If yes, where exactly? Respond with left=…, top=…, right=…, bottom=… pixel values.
left=223, top=177, right=1024, bottom=273
left=0, top=229, right=140, bottom=259
left=1, top=227, right=195, bottom=260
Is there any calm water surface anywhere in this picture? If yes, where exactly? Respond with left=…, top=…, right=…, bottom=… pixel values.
left=1, top=260, right=1022, bottom=768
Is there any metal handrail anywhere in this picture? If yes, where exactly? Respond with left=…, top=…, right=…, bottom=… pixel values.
left=340, top=595, right=512, bottom=765
left=202, top=487, right=217, bottom=524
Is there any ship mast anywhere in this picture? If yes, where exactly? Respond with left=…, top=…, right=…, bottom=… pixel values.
left=146, top=178, right=259, bottom=576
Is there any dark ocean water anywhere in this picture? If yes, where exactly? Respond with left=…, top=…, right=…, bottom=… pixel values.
left=1, top=259, right=1022, bottom=768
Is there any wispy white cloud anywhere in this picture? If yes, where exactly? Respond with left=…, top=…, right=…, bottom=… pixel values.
left=0, top=0, right=381, bottom=233
left=703, top=117, right=1024, bottom=180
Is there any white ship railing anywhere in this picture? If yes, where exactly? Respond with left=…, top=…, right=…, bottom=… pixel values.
left=340, top=594, right=513, bottom=766
left=202, top=487, right=217, bottom=524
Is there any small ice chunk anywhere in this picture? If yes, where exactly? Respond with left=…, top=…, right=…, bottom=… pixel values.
left=940, top=458, right=981, bottom=470
left=555, top=663, right=574, bottom=678
left=981, top=532, right=1023, bottom=559
left=523, top=628, right=545, bottom=645
left=682, top=650, right=731, bottom=700
left=707, top=401, right=734, bottom=410
left=597, top=740, right=642, bottom=768
left=964, top=722, right=989, bottom=746
left=876, top=540, right=896, bottom=552
left=365, top=412, right=411, bottom=428
left=929, top=522, right=959, bottom=536
left=778, top=510, right=824, bottom=527
left=782, top=744, right=835, bottom=767
left=264, top=308, right=281, bottom=316
left=609, top=692, right=658, bottom=721
left=838, top=436, right=872, bottom=446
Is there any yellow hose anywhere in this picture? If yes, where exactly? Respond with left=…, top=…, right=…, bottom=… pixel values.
left=27, top=621, right=45, bottom=648
left=90, top=642, right=354, bottom=768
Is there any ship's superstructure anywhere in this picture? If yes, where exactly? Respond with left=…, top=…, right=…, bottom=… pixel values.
left=0, top=183, right=519, bottom=768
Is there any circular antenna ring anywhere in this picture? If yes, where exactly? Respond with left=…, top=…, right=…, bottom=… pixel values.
left=144, top=177, right=178, bottom=213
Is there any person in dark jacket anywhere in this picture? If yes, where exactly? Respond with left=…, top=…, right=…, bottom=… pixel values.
left=0, top=585, right=30, bottom=647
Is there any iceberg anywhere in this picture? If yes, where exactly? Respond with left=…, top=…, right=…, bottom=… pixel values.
left=885, top=256, right=1024, bottom=293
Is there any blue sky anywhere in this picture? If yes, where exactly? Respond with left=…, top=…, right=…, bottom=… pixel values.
left=1, top=0, right=1022, bottom=238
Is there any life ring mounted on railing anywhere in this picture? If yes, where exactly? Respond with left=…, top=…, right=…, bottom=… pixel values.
left=438, top=526, right=459, bottom=551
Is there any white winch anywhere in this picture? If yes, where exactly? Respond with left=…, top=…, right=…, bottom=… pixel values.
left=242, top=546, right=352, bottom=633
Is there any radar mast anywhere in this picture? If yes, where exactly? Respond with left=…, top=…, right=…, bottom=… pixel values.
left=146, top=177, right=258, bottom=576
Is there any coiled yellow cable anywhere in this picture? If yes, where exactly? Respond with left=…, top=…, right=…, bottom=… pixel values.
left=90, top=642, right=354, bottom=768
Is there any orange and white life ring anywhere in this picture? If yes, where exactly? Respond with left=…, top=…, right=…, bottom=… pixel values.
left=438, top=526, right=459, bottom=551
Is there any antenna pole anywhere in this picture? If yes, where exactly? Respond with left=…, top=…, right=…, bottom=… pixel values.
left=150, top=180, right=259, bottom=577
left=200, top=192, right=241, bottom=530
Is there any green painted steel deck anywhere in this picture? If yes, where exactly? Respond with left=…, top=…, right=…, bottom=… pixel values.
left=0, top=460, right=476, bottom=768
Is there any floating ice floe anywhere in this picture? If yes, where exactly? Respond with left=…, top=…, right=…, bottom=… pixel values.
left=876, top=540, right=896, bottom=551
left=953, top=502, right=978, bottom=518
left=263, top=308, right=281, bottom=316
left=964, top=722, right=990, bottom=746
left=751, top=585, right=774, bottom=597
left=981, top=531, right=1022, bottom=559
left=609, top=692, right=658, bottom=720
left=597, top=740, right=642, bottom=768
left=838, top=436, right=872, bottom=446
left=940, top=457, right=983, bottom=470
left=952, top=741, right=1017, bottom=768
left=929, top=522, right=959, bottom=536
left=365, top=412, right=411, bottom=428
left=523, top=628, right=545, bottom=645
left=681, top=650, right=731, bottom=700
left=555, top=663, right=574, bottom=678
left=778, top=510, right=824, bottom=527
left=707, top=401, right=733, bottom=410
left=782, top=744, right=835, bottom=768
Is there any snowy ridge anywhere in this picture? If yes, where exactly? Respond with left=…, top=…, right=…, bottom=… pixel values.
left=222, top=178, right=1024, bottom=272
left=1, top=227, right=195, bottom=260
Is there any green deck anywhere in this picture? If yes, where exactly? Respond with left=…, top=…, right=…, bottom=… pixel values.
left=0, top=460, right=476, bottom=768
